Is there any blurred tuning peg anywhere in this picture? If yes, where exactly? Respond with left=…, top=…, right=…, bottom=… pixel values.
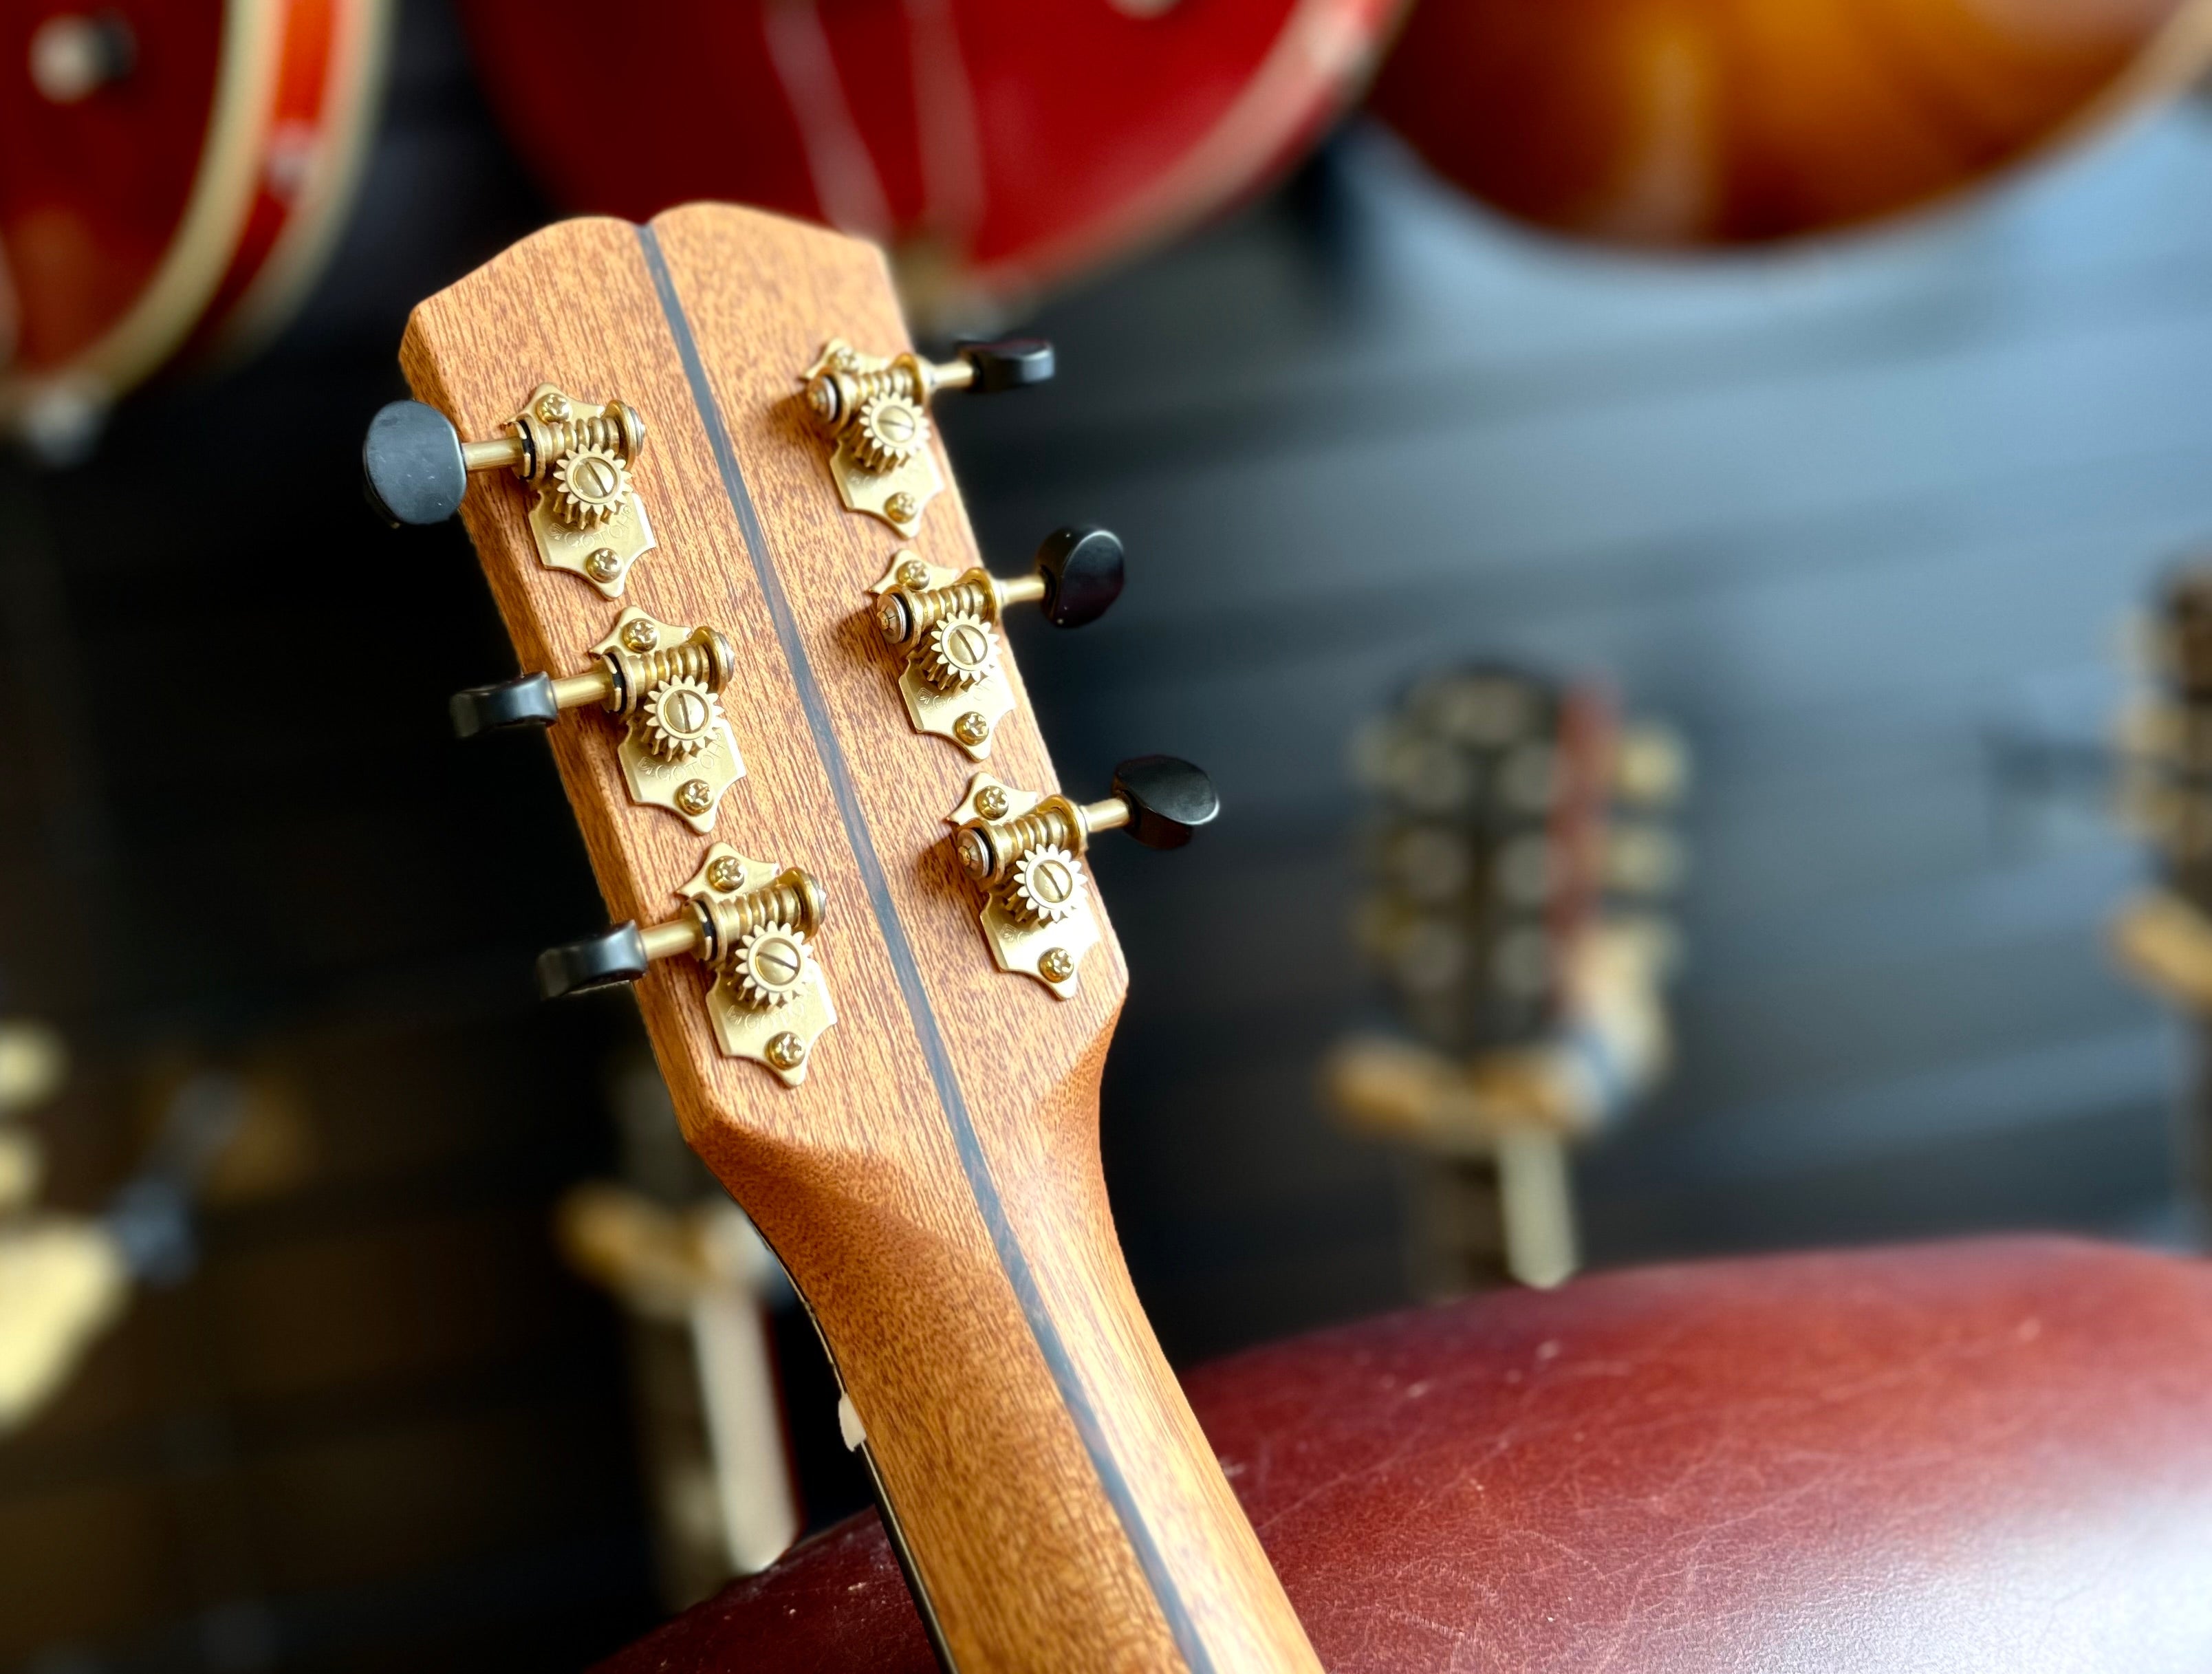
left=1613, top=721, right=1689, bottom=808
left=449, top=609, right=744, bottom=832
left=1603, top=826, right=1687, bottom=897
left=870, top=527, right=1127, bottom=760
left=799, top=337, right=1054, bottom=535
left=539, top=849, right=834, bottom=1085
left=947, top=756, right=1217, bottom=997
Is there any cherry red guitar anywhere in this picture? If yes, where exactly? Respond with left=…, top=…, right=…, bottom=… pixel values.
left=0, top=0, right=389, bottom=453
left=452, top=0, right=1401, bottom=320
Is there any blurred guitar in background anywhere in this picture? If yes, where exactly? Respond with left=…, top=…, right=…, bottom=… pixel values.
left=1371, top=0, right=2212, bottom=247
left=1327, top=666, right=1685, bottom=1294
left=0, top=0, right=390, bottom=457
left=2112, top=560, right=2212, bottom=1226
left=451, top=0, right=1404, bottom=325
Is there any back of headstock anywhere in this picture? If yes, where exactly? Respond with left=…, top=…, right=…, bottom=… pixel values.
left=367, top=206, right=1312, bottom=1673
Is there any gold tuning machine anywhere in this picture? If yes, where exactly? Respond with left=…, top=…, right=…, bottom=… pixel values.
left=945, top=756, right=1216, bottom=998
left=362, top=384, right=653, bottom=596
left=867, top=526, right=1125, bottom=759
left=799, top=337, right=1053, bottom=536
left=536, top=846, right=836, bottom=1086
left=451, top=607, right=745, bottom=833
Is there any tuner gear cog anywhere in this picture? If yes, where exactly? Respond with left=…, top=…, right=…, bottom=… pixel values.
left=550, top=446, right=630, bottom=528
left=728, top=924, right=809, bottom=1010
left=852, top=393, right=929, bottom=472
left=640, top=676, right=721, bottom=760
left=1005, top=845, right=1086, bottom=926
left=920, top=613, right=999, bottom=691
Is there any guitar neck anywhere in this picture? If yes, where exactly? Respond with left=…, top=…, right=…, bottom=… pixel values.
left=397, top=207, right=1316, bottom=1673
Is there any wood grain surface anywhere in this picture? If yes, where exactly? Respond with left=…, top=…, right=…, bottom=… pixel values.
left=399, top=204, right=1319, bottom=1673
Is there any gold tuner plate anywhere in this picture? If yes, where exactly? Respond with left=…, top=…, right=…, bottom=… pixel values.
left=677, top=847, right=838, bottom=1085
left=944, top=773, right=1102, bottom=999
left=798, top=341, right=948, bottom=536
left=868, top=550, right=1018, bottom=758
left=591, top=610, right=746, bottom=831
left=513, top=384, right=654, bottom=596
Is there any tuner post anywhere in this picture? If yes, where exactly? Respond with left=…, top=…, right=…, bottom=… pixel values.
left=450, top=609, right=745, bottom=833
left=945, top=757, right=1216, bottom=998
left=539, top=847, right=836, bottom=1086
left=362, top=384, right=655, bottom=596
left=799, top=337, right=1053, bottom=536
left=867, top=527, right=1125, bottom=761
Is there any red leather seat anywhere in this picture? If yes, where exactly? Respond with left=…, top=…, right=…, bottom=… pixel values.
left=595, top=1238, right=2212, bottom=1673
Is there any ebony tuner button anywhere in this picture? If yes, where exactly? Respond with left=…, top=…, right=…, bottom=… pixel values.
left=363, top=400, right=467, bottom=527
left=450, top=674, right=560, bottom=738
left=536, top=924, right=651, bottom=999
left=1109, top=756, right=1219, bottom=850
left=1034, top=526, right=1125, bottom=629
left=956, top=338, right=1055, bottom=392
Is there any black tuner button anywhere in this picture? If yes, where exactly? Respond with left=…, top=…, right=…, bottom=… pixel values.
left=537, top=924, right=651, bottom=999
left=957, top=338, right=1055, bottom=393
left=363, top=400, right=466, bottom=527
left=450, top=673, right=559, bottom=738
left=1034, top=525, right=1125, bottom=629
left=1111, top=756, right=1219, bottom=850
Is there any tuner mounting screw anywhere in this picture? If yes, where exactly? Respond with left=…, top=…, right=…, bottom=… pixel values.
left=765, top=1032, right=807, bottom=1072
left=897, top=558, right=931, bottom=590
left=536, top=392, right=572, bottom=423
left=588, top=547, right=623, bottom=583
left=885, top=491, right=919, bottom=526
left=975, top=784, right=1011, bottom=820
left=677, top=779, right=715, bottom=816
left=621, top=617, right=659, bottom=653
left=706, top=856, right=746, bottom=893
left=954, top=711, right=991, bottom=747
left=1039, top=948, right=1075, bottom=984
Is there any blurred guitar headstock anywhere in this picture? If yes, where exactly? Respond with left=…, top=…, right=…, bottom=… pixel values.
left=1327, top=664, right=1686, bottom=1290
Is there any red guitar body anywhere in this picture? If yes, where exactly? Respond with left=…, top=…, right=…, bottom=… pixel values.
left=454, top=0, right=1401, bottom=318
left=0, top=0, right=388, bottom=448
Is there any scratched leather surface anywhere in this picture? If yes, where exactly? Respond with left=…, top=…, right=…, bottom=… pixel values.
left=594, top=1239, right=2212, bottom=1673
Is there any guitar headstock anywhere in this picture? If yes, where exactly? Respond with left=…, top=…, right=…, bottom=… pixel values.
left=367, top=207, right=1326, bottom=1673
left=1347, top=664, right=1684, bottom=1061
left=367, top=204, right=1209, bottom=1266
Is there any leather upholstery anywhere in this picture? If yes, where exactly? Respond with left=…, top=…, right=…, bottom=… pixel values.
left=595, top=1238, right=2212, bottom=1673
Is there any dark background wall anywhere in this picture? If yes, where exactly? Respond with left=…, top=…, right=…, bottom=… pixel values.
left=4, top=1, right=2208, bottom=1667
